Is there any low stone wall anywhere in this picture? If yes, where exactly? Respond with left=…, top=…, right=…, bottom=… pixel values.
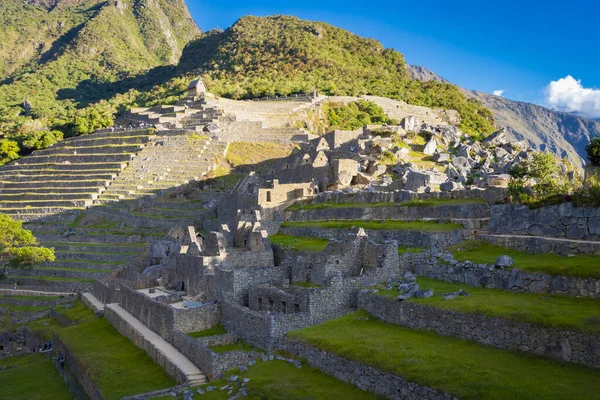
left=279, top=226, right=463, bottom=249
left=171, top=331, right=262, bottom=380
left=411, top=258, right=600, bottom=299
left=174, top=303, right=221, bottom=333
left=358, top=291, right=600, bottom=368
left=221, top=300, right=275, bottom=349
left=219, top=122, right=311, bottom=144
left=285, top=203, right=489, bottom=224
left=278, top=338, right=455, bottom=400
left=0, top=296, right=75, bottom=308
left=489, top=203, right=600, bottom=241
left=196, top=333, right=237, bottom=347
left=481, top=233, right=600, bottom=255
left=104, top=306, right=188, bottom=384
left=91, top=280, right=118, bottom=305
left=53, top=334, right=104, bottom=400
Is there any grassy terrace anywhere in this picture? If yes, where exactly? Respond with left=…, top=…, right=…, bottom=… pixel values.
left=287, top=197, right=487, bottom=211
left=11, top=275, right=94, bottom=283
left=451, top=241, right=600, bottom=279
left=153, top=359, right=383, bottom=400
left=269, top=234, right=330, bottom=252
left=16, top=301, right=175, bottom=399
left=0, top=353, right=72, bottom=400
left=281, top=220, right=462, bottom=232
left=290, top=311, right=600, bottom=400
left=209, top=341, right=258, bottom=354
left=377, top=277, right=600, bottom=333
left=188, top=324, right=227, bottom=338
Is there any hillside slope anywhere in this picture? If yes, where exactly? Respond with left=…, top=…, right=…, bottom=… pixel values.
left=178, top=15, right=496, bottom=136
left=408, top=64, right=598, bottom=169
left=0, top=0, right=199, bottom=129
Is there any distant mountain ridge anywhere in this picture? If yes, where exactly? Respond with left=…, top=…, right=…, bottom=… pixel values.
left=408, top=64, right=599, bottom=169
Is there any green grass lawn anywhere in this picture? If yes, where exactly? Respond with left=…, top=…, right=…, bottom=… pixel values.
left=14, top=301, right=175, bottom=399
left=451, top=240, right=600, bottom=279
left=10, top=275, right=94, bottom=282
left=289, top=311, right=600, bottom=400
left=398, top=246, right=425, bottom=254
left=188, top=324, right=227, bottom=338
left=281, top=220, right=462, bottom=232
left=151, top=359, right=384, bottom=400
left=270, top=234, right=329, bottom=252
left=290, top=281, right=323, bottom=289
left=0, top=295, right=62, bottom=301
left=0, top=353, right=72, bottom=400
left=287, top=198, right=486, bottom=211
left=209, top=341, right=259, bottom=354
left=377, top=277, right=600, bottom=333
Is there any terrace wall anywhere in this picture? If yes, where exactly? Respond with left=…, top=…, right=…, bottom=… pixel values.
left=358, top=291, right=600, bottom=368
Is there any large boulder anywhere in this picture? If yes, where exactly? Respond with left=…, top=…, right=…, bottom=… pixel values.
left=495, top=255, right=514, bottom=267
left=423, top=138, right=437, bottom=155
left=401, top=116, right=420, bottom=132
left=433, top=152, right=450, bottom=163
left=440, top=181, right=464, bottom=192
left=452, top=156, right=470, bottom=169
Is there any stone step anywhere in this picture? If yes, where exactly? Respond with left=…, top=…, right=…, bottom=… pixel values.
left=0, top=193, right=99, bottom=202
left=0, top=200, right=93, bottom=208
left=13, top=153, right=135, bottom=164
left=42, top=242, right=148, bottom=253
left=51, top=136, right=151, bottom=149
left=0, top=162, right=127, bottom=172
left=82, top=292, right=105, bottom=316
left=0, top=173, right=116, bottom=183
left=35, top=234, right=148, bottom=243
left=2, top=277, right=93, bottom=292
left=31, top=144, right=144, bottom=156
left=55, top=251, right=139, bottom=263
left=0, top=187, right=104, bottom=195
left=0, top=180, right=110, bottom=189
left=65, top=129, right=152, bottom=142
left=8, top=267, right=110, bottom=279
left=40, top=260, right=124, bottom=270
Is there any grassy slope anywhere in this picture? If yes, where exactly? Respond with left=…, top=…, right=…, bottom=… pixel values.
left=281, top=220, right=462, bottom=232
left=226, top=142, right=297, bottom=168
left=188, top=324, right=227, bottom=338
left=451, top=240, right=600, bottom=279
left=290, top=311, right=600, bottom=400
left=287, top=197, right=486, bottom=210
left=0, top=353, right=72, bottom=400
left=377, top=277, right=600, bottom=333
left=269, top=234, right=330, bottom=252
left=16, top=301, right=175, bottom=399
left=152, top=359, right=384, bottom=400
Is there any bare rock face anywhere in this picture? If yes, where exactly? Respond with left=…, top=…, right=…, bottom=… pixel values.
left=423, top=138, right=437, bottom=155
left=22, top=100, right=32, bottom=116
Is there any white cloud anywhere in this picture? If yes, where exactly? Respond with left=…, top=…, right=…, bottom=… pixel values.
left=545, top=75, right=600, bottom=119
left=493, top=90, right=504, bottom=97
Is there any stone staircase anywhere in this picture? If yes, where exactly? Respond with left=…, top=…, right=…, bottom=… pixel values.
left=0, top=129, right=154, bottom=221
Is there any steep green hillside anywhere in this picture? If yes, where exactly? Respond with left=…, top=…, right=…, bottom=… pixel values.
left=0, top=0, right=199, bottom=145
left=179, top=15, right=495, bottom=136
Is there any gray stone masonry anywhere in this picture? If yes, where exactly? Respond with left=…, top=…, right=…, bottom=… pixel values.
left=489, top=203, right=600, bottom=241
left=358, top=291, right=600, bottom=368
left=410, top=254, right=600, bottom=299
left=277, top=338, right=456, bottom=400
left=480, top=233, right=600, bottom=255
left=279, top=226, right=463, bottom=249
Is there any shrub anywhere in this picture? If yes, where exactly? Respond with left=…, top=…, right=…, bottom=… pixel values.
left=585, top=138, right=600, bottom=166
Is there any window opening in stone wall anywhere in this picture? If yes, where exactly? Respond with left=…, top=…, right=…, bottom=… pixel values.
left=266, top=191, right=272, bottom=202
left=269, top=299, right=274, bottom=311
left=281, top=301, right=286, bottom=311
left=258, top=298, right=262, bottom=311
left=294, top=303, right=300, bottom=313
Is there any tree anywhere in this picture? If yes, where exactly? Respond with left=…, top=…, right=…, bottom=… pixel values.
left=0, top=214, right=55, bottom=278
left=0, top=139, right=20, bottom=166
left=586, top=138, right=600, bottom=166
left=509, top=152, right=568, bottom=200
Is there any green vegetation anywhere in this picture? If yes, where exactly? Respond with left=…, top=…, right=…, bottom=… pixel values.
left=11, top=275, right=94, bottom=283
left=16, top=301, right=175, bottom=399
left=281, top=220, right=462, bottom=232
left=226, top=142, right=296, bottom=168
left=0, top=213, right=55, bottom=278
left=398, top=246, right=425, bottom=254
left=326, top=100, right=397, bottom=130
left=287, top=197, right=486, bottom=211
left=509, top=152, right=570, bottom=202
left=290, top=281, right=323, bottom=289
left=586, top=137, right=600, bottom=166
left=377, top=277, right=600, bottom=333
left=151, top=359, right=383, bottom=400
left=209, top=341, right=258, bottom=354
left=181, top=16, right=494, bottom=136
left=0, top=353, right=72, bottom=400
left=269, top=234, right=329, bottom=252
left=451, top=241, right=600, bottom=279
left=290, top=311, right=600, bottom=400
left=188, top=324, right=227, bottom=338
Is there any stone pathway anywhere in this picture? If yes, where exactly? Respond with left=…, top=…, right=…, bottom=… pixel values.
left=105, top=302, right=207, bottom=385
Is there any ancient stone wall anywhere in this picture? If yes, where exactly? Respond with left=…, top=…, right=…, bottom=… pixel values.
left=221, top=299, right=275, bottom=349
left=214, top=265, right=287, bottom=306
left=285, top=203, right=489, bottom=223
left=279, top=226, right=463, bottom=249
left=312, top=188, right=506, bottom=205
left=277, top=338, right=455, bottom=400
left=412, top=258, right=600, bottom=299
left=358, top=292, right=600, bottom=368
left=53, top=334, right=104, bottom=400
left=173, top=303, right=221, bottom=334
left=168, top=255, right=214, bottom=299
left=489, top=203, right=600, bottom=242
left=480, top=234, right=600, bottom=255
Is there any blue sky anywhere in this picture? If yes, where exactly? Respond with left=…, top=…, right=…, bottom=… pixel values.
left=187, top=0, right=600, bottom=116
